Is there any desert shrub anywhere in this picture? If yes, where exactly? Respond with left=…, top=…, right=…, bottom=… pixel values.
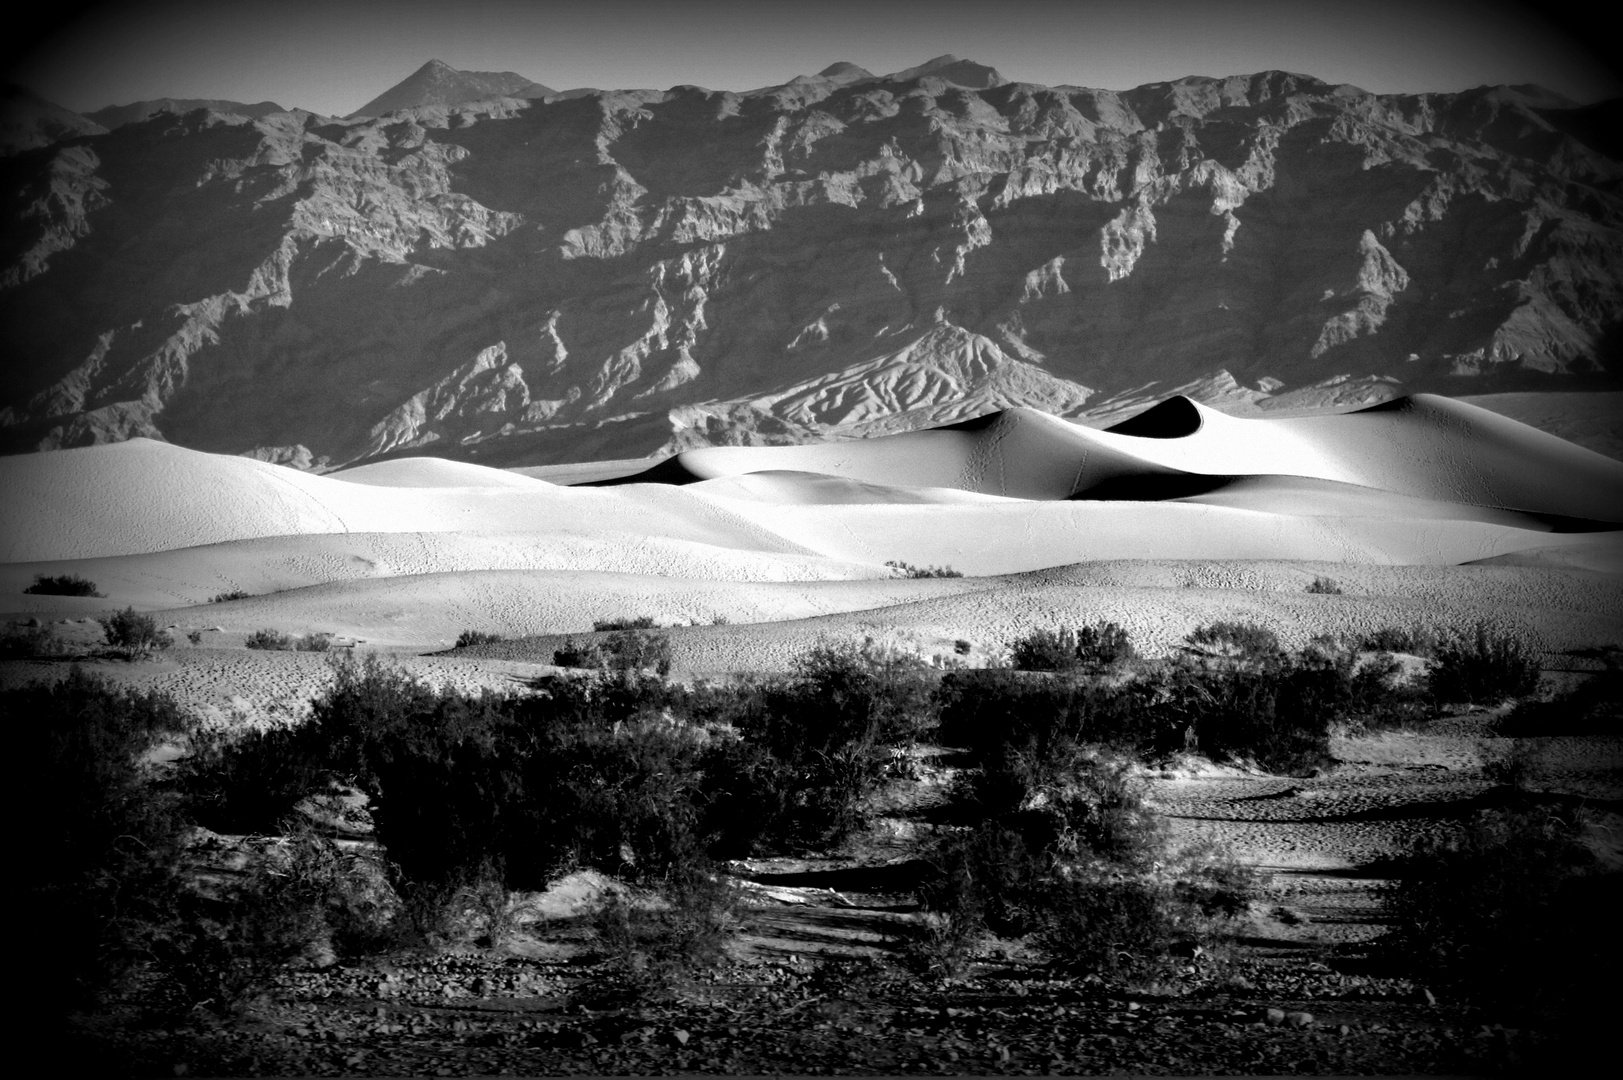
left=604, top=629, right=672, bottom=674
left=210, top=589, right=251, bottom=603
left=10, top=670, right=191, bottom=1022
left=25, top=573, right=104, bottom=597
left=1008, top=622, right=1136, bottom=672
left=730, top=639, right=936, bottom=848
left=554, top=630, right=671, bottom=674
left=1358, top=625, right=1438, bottom=656
left=1076, top=622, right=1137, bottom=666
left=1009, top=628, right=1082, bottom=671
left=552, top=637, right=603, bottom=668
left=592, top=864, right=742, bottom=987
left=1428, top=624, right=1541, bottom=705
left=953, top=638, right=972, bottom=655
left=455, top=629, right=504, bottom=649
left=181, top=722, right=336, bottom=835
left=0, top=623, right=66, bottom=659
left=1498, top=663, right=1621, bottom=737
left=245, top=628, right=294, bottom=650
left=1381, top=806, right=1620, bottom=1025
left=593, top=615, right=658, bottom=631
left=244, top=628, right=332, bottom=652
left=1036, top=870, right=1183, bottom=975
left=886, top=560, right=964, bottom=578
left=1305, top=575, right=1343, bottom=595
left=512, top=706, right=713, bottom=882
left=99, top=606, right=167, bottom=653
left=146, top=826, right=359, bottom=1014
left=1185, top=621, right=1281, bottom=663
left=915, top=744, right=1249, bottom=978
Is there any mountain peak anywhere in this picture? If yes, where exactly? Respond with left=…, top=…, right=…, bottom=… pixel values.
left=348, top=59, right=555, bottom=119
left=885, top=55, right=1004, bottom=89
left=2, top=83, right=106, bottom=155
left=816, top=61, right=874, bottom=82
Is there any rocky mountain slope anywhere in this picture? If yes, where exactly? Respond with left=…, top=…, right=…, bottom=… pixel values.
left=1, top=84, right=106, bottom=155
left=1, top=59, right=1620, bottom=469
left=86, top=98, right=289, bottom=129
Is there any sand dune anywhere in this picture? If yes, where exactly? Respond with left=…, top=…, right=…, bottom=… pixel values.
left=619, top=395, right=1623, bottom=522
left=3, top=398, right=1619, bottom=631
left=0, top=438, right=830, bottom=563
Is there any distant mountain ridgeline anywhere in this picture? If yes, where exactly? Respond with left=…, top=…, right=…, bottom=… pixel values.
left=1, top=57, right=1620, bottom=470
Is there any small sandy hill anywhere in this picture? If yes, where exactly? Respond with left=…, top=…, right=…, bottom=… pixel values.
left=331, top=457, right=552, bottom=489
left=1456, top=390, right=1623, bottom=462
left=0, top=438, right=829, bottom=563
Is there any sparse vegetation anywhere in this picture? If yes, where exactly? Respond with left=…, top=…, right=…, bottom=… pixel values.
left=1382, top=805, right=1620, bottom=1028
left=454, top=629, right=504, bottom=648
left=245, top=628, right=334, bottom=652
left=1, top=623, right=65, bottom=659
left=554, top=628, right=673, bottom=675
left=1009, top=622, right=1137, bottom=671
left=24, top=573, right=104, bottom=597
left=1185, top=620, right=1281, bottom=663
left=1428, top=623, right=1541, bottom=705
left=592, top=615, right=659, bottom=631
left=210, top=589, right=252, bottom=603
left=885, top=560, right=964, bottom=578
left=1306, top=575, right=1343, bottom=594
left=98, top=607, right=168, bottom=654
left=1358, top=625, right=1438, bottom=656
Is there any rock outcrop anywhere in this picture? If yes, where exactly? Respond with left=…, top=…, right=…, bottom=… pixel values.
left=86, top=98, right=289, bottom=129
left=2, top=61, right=1620, bottom=468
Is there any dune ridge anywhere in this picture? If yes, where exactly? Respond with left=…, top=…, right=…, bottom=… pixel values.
left=621, top=395, right=1623, bottom=523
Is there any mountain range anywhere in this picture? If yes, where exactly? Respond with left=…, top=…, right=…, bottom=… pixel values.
left=1, top=56, right=1620, bottom=470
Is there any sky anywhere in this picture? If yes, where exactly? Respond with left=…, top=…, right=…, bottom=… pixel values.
left=7, top=0, right=1620, bottom=117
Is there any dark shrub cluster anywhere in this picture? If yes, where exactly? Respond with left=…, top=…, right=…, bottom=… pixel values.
left=1499, top=661, right=1621, bottom=737
left=1381, top=806, right=1620, bottom=1028
left=912, top=736, right=1257, bottom=977
left=25, top=573, right=104, bottom=597
left=593, top=616, right=658, bottom=631
left=6, top=670, right=345, bottom=1025
left=99, top=607, right=167, bottom=653
left=1009, top=622, right=1136, bottom=671
left=1305, top=576, right=1343, bottom=595
left=455, top=629, right=504, bottom=649
left=245, top=629, right=333, bottom=652
left=1185, top=620, right=1281, bottom=663
left=1, top=623, right=65, bottom=659
left=554, top=629, right=673, bottom=675
left=189, top=645, right=936, bottom=942
left=210, top=589, right=252, bottom=603
left=1359, top=625, right=1438, bottom=656
left=1427, top=624, right=1541, bottom=705
left=885, top=560, right=964, bottom=578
